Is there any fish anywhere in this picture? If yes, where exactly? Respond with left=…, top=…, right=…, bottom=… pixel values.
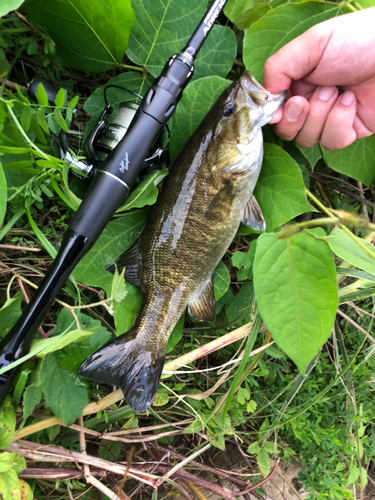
left=78, top=71, right=285, bottom=412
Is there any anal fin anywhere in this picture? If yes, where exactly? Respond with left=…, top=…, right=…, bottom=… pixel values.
left=188, top=279, right=216, bottom=322
left=242, top=195, right=265, bottom=232
left=106, top=238, right=143, bottom=289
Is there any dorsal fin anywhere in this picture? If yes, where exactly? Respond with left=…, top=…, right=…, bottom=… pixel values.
left=242, top=195, right=265, bottom=232
left=188, top=278, right=216, bottom=322
left=106, top=238, right=143, bottom=289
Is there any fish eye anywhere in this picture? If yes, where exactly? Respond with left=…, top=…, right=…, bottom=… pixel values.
left=223, top=102, right=236, bottom=117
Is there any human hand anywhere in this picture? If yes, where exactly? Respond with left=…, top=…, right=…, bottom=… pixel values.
left=262, top=8, right=375, bottom=149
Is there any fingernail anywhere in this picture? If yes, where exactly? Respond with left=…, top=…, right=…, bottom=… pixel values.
left=341, top=90, right=355, bottom=106
left=285, top=101, right=304, bottom=121
left=318, top=86, right=336, bottom=101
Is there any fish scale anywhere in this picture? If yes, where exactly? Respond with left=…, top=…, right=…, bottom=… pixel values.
left=78, top=71, right=285, bottom=412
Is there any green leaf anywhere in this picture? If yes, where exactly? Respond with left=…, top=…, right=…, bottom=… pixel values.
left=347, top=464, right=360, bottom=485
left=224, top=0, right=254, bottom=24
left=39, top=351, right=88, bottom=425
left=23, top=0, right=134, bottom=72
left=193, top=26, right=237, bottom=81
left=243, top=3, right=346, bottom=81
left=166, top=314, right=184, bottom=354
left=0, top=455, right=21, bottom=500
left=23, top=383, right=42, bottom=421
left=152, top=390, right=169, bottom=407
left=19, top=480, right=33, bottom=500
left=247, top=441, right=260, bottom=454
left=296, top=144, right=322, bottom=169
left=213, top=261, right=230, bottom=301
left=55, top=88, right=67, bottom=108
left=323, top=227, right=375, bottom=274
left=231, top=250, right=253, bottom=281
left=74, top=210, right=148, bottom=296
left=112, top=285, right=143, bottom=335
left=35, top=83, right=49, bottom=106
left=257, top=449, right=270, bottom=476
left=225, top=281, right=254, bottom=326
left=247, top=400, right=257, bottom=413
left=253, top=232, right=338, bottom=374
left=237, top=5, right=271, bottom=30
left=0, top=163, right=7, bottom=230
left=110, top=266, right=127, bottom=303
left=126, top=0, right=206, bottom=77
left=20, top=106, right=32, bottom=133
left=53, top=108, right=69, bottom=132
left=0, top=396, right=15, bottom=449
left=254, top=144, right=312, bottom=231
left=31, top=327, right=99, bottom=357
left=0, top=0, right=25, bottom=17
left=118, top=170, right=168, bottom=212
left=322, top=136, right=375, bottom=186
left=169, top=76, right=231, bottom=159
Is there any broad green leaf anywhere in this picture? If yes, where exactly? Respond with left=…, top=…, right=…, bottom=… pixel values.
left=296, top=144, right=322, bottom=169
left=118, top=170, right=168, bottom=212
left=126, top=0, right=206, bottom=77
left=23, top=0, right=134, bottom=72
left=169, top=76, right=231, bottom=159
left=39, top=351, right=88, bottom=425
left=166, top=314, right=185, bottom=354
left=322, top=136, right=375, bottom=186
left=0, top=396, right=15, bottom=449
left=225, top=281, right=254, bottom=326
left=213, top=261, right=230, bottom=301
left=0, top=0, right=25, bottom=17
left=193, top=26, right=237, bottom=81
left=224, top=0, right=254, bottom=24
left=55, top=88, right=67, bottom=108
left=254, top=144, right=312, bottom=231
left=248, top=441, right=260, bottom=454
left=323, top=227, right=375, bottom=274
left=237, top=5, right=271, bottom=30
left=0, top=293, right=22, bottom=340
left=23, top=383, right=43, bottom=421
left=253, top=232, right=338, bottom=373
left=243, top=3, right=346, bottom=81
left=257, top=449, right=270, bottom=476
left=74, top=210, right=148, bottom=296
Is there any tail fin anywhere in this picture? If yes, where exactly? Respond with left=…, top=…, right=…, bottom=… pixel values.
left=78, top=336, right=165, bottom=412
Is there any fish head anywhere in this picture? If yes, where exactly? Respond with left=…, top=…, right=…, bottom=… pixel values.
left=207, top=71, right=285, bottom=175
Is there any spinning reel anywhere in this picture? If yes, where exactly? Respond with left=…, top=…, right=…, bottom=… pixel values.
left=28, top=78, right=168, bottom=179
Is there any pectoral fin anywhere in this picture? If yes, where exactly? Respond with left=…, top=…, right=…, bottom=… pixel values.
left=188, top=279, right=216, bottom=322
left=106, top=238, right=143, bottom=289
left=242, top=196, right=265, bottom=232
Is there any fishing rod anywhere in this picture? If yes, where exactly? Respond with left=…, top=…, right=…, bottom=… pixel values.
left=0, top=0, right=229, bottom=407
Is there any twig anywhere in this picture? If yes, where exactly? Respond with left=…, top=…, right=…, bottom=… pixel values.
left=0, top=244, right=40, bottom=252
left=17, top=277, right=48, bottom=338
left=19, top=468, right=95, bottom=480
left=337, top=309, right=375, bottom=345
left=0, top=78, right=25, bottom=91
left=237, top=459, right=280, bottom=495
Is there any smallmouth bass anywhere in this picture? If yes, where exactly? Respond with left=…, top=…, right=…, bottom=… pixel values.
left=79, top=72, right=285, bottom=412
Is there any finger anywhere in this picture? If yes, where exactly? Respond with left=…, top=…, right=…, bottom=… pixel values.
left=320, top=91, right=357, bottom=149
left=295, top=86, right=338, bottom=148
left=262, top=26, right=328, bottom=94
left=272, top=96, right=309, bottom=141
left=353, top=115, right=373, bottom=139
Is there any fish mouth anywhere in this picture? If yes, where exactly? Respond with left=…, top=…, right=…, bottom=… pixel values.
left=240, top=70, right=286, bottom=123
